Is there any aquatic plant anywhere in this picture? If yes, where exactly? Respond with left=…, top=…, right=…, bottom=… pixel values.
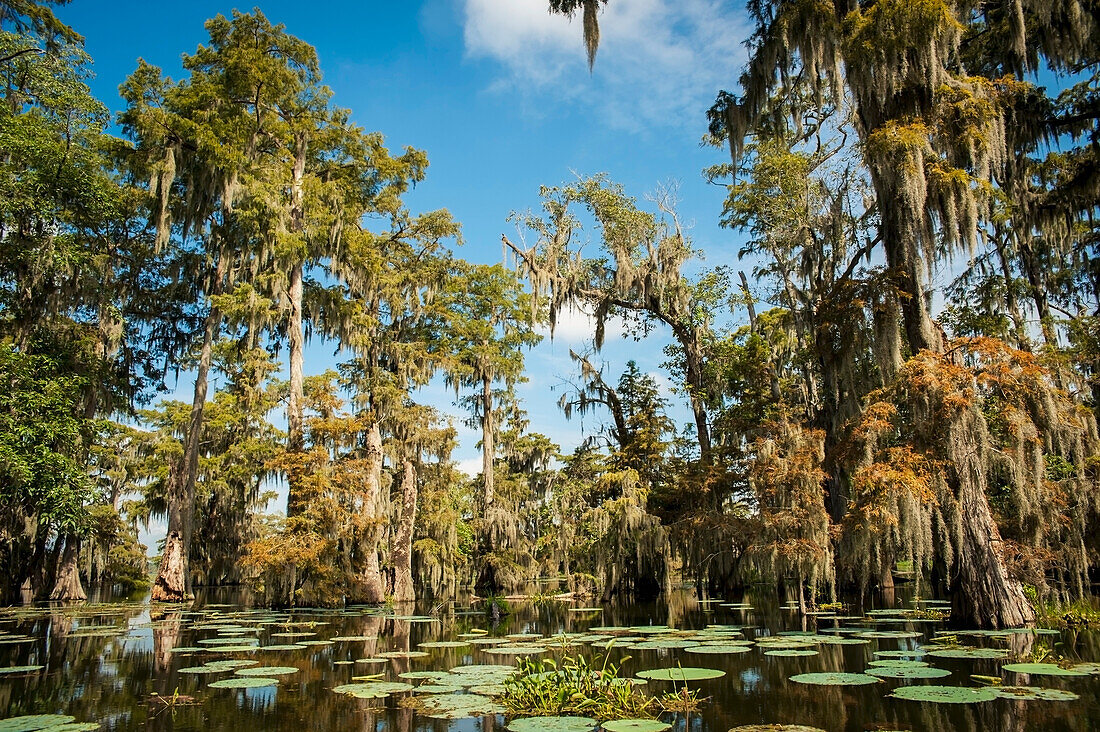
left=503, top=653, right=661, bottom=721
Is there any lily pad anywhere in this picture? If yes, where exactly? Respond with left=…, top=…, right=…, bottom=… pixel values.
left=631, top=640, right=698, bottom=650
left=450, top=664, right=517, bottom=675
left=415, top=684, right=466, bottom=695
left=600, top=721, right=671, bottom=732
left=636, top=667, right=725, bottom=682
left=177, top=665, right=229, bottom=674
left=0, top=715, right=77, bottom=732
left=764, top=650, right=818, bottom=658
left=483, top=646, right=548, bottom=655
left=889, top=684, right=997, bottom=703
left=235, top=666, right=299, bottom=677
left=399, top=670, right=452, bottom=681
left=468, top=683, right=508, bottom=695
left=684, top=644, right=752, bottom=655
left=789, top=672, right=880, bottom=686
left=873, top=650, right=927, bottom=660
left=868, top=660, right=929, bottom=669
left=417, top=693, right=505, bottom=719
left=0, top=666, right=43, bottom=675
left=377, top=650, right=430, bottom=659
left=857, top=631, right=921, bottom=639
left=991, top=686, right=1079, bottom=701
left=332, top=681, right=414, bottom=698
left=418, top=641, right=470, bottom=649
left=1002, top=663, right=1088, bottom=677
left=208, top=676, right=279, bottom=689
left=927, top=648, right=1008, bottom=660
left=507, top=716, right=598, bottom=732
left=203, top=659, right=259, bottom=671
left=867, top=666, right=951, bottom=680
left=1071, top=663, right=1100, bottom=675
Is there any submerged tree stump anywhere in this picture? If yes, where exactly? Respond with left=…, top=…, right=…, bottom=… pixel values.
left=151, top=531, right=188, bottom=602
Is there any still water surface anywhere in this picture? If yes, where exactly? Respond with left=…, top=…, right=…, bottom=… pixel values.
left=1, top=586, right=1098, bottom=731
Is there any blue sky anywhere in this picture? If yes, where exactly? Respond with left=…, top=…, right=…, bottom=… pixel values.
left=59, top=1, right=754, bottom=483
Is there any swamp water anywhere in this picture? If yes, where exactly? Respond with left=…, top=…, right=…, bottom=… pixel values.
left=0, top=587, right=1098, bottom=732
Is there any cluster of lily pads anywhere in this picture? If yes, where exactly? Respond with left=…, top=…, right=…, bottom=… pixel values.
left=2, top=596, right=1099, bottom=730
left=0, top=715, right=99, bottom=732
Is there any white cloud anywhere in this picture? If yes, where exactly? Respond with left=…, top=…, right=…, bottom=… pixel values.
left=538, top=305, right=627, bottom=344
left=457, top=456, right=484, bottom=477
left=462, top=0, right=749, bottom=133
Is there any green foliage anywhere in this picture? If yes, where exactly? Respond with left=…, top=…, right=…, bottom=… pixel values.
left=0, top=344, right=92, bottom=535
left=503, top=652, right=662, bottom=721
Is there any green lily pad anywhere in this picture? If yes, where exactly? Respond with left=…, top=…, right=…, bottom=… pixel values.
left=399, top=670, right=452, bottom=681
left=328, top=636, right=376, bottom=642
left=0, top=715, right=76, bottom=732
left=377, top=650, right=430, bottom=659
left=600, top=720, right=671, bottom=732
left=417, top=693, right=505, bottom=719
left=927, top=648, right=1008, bottom=660
left=1070, top=663, right=1100, bottom=674
left=765, top=649, right=819, bottom=657
left=991, top=686, right=1079, bottom=701
left=259, top=644, right=306, bottom=652
left=684, top=644, right=752, bottom=654
left=631, top=640, right=698, bottom=650
left=209, top=645, right=260, bottom=653
left=819, top=637, right=871, bottom=645
left=868, top=660, right=929, bottom=669
left=1002, top=663, right=1088, bottom=677
left=0, top=666, right=43, bottom=675
left=867, top=666, right=952, bottom=679
left=332, top=681, right=414, bottom=698
left=789, top=672, right=880, bottom=686
left=450, top=664, right=517, bottom=675
left=354, top=657, right=388, bottom=664
left=857, top=631, right=921, bottom=639
left=415, top=684, right=466, bottom=694
left=483, top=646, right=548, bottom=655
left=235, top=666, right=299, bottom=676
left=208, top=676, right=279, bottom=689
left=636, top=667, right=725, bottom=681
left=468, top=683, right=508, bottom=695
left=507, top=716, right=598, bottom=732
left=889, top=684, right=997, bottom=703
left=418, top=641, right=470, bottom=648
left=178, top=665, right=228, bottom=674
left=874, top=650, right=927, bottom=659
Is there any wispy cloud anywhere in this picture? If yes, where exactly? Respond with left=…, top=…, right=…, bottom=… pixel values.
left=462, top=0, right=749, bottom=133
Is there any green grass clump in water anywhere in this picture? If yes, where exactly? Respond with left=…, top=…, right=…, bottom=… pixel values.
left=502, top=652, right=694, bottom=722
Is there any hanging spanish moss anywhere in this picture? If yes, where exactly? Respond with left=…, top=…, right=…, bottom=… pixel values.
left=745, top=421, right=835, bottom=612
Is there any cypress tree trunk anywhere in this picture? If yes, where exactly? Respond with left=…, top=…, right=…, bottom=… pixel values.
left=481, top=373, right=495, bottom=507
left=50, top=535, right=86, bottom=601
left=151, top=251, right=226, bottom=602
left=391, top=460, right=417, bottom=603
left=356, top=422, right=386, bottom=603
left=285, top=132, right=308, bottom=514
left=948, top=409, right=1035, bottom=628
